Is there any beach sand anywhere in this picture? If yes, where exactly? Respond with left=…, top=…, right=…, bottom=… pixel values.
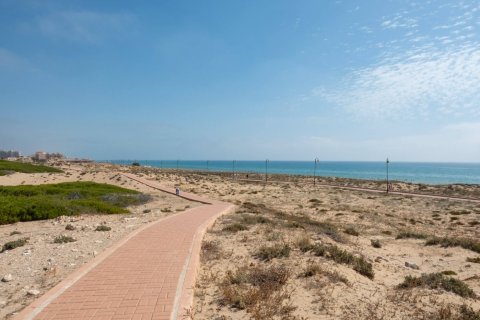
left=1, top=162, right=479, bottom=319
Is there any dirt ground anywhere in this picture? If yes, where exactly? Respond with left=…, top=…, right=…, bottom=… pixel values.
left=134, top=167, right=480, bottom=319
left=1, top=163, right=479, bottom=319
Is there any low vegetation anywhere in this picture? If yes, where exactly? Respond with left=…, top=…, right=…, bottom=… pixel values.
left=466, top=257, right=480, bottom=264
left=0, top=160, right=62, bottom=175
left=219, top=264, right=295, bottom=320
left=53, top=235, right=76, bottom=243
left=396, top=230, right=430, bottom=240
left=1, top=237, right=29, bottom=253
left=397, top=273, right=476, bottom=298
left=425, top=236, right=480, bottom=254
left=95, top=225, right=111, bottom=232
left=344, top=227, right=359, bottom=236
left=0, top=182, right=150, bottom=224
left=255, top=243, right=291, bottom=261
left=301, top=242, right=374, bottom=279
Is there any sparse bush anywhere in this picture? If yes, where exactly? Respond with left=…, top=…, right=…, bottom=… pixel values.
left=397, top=273, right=475, bottom=298
left=371, top=239, right=382, bottom=248
left=429, top=304, right=480, bottom=320
left=299, top=263, right=322, bottom=278
left=425, top=236, right=480, bottom=254
left=1, top=237, right=29, bottom=252
left=65, top=224, right=75, bottom=231
left=255, top=243, right=291, bottom=261
left=219, top=264, right=295, bottom=319
left=296, top=236, right=313, bottom=253
left=53, top=235, right=76, bottom=243
left=466, top=257, right=480, bottom=264
left=222, top=222, right=248, bottom=233
left=396, top=231, right=429, bottom=240
left=311, top=243, right=374, bottom=279
left=441, top=270, right=457, bottom=276
left=344, top=227, right=359, bottom=236
left=95, top=225, right=111, bottom=232
left=201, top=241, right=221, bottom=263
left=9, top=230, right=21, bottom=236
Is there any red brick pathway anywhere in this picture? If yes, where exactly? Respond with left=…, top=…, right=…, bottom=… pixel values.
left=15, top=174, right=233, bottom=320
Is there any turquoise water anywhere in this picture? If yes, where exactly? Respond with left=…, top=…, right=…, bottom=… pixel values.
left=104, top=160, right=480, bottom=185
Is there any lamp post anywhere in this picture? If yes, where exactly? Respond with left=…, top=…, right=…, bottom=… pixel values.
left=386, top=158, right=390, bottom=193
left=232, top=160, right=236, bottom=180
left=314, top=158, right=319, bottom=186
left=265, top=159, right=269, bottom=183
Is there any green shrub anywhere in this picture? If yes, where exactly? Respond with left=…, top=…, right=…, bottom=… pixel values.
left=95, top=225, right=111, bottom=232
left=53, top=235, right=76, bottom=243
left=466, top=257, right=480, bottom=264
left=0, top=160, right=62, bottom=174
left=397, top=273, right=475, bottom=298
left=396, top=231, right=429, bottom=240
left=344, top=227, right=359, bottom=236
left=0, top=182, right=147, bottom=225
left=1, top=237, right=29, bottom=252
left=425, top=237, right=480, bottom=254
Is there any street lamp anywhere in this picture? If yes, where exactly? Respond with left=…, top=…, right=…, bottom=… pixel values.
left=232, top=160, right=236, bottom=180
left=265, top=159, right=269, bottom=183
left=314, top=158, right=319, bottom=186
left=386, top=158, right=390, bottom=193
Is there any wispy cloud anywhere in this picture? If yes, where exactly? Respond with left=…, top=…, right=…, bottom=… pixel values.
left=0, top=48, right=32, bottom=70
left=313, top=1, right=480, bottom=119
left=315, top=44, right=480, bottom=118
left=26, top=10, right=135, bottom=44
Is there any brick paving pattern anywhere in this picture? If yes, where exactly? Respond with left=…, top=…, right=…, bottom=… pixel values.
left=16, top=174, right=231, bottom=320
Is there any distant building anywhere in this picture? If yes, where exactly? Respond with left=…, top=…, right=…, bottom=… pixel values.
left=32, top=151, right=65, bottom=162
left=0, top=150, right=20, bottom=159
left=33, top=151, right=48, bottom=162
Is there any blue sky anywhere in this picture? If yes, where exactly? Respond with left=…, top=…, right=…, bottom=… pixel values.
left=1, top=0, right=479, bottom=161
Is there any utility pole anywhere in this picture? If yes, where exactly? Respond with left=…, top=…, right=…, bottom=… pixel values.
left=265, top=159, right=269, bottom=183
left=232, top=160, right=236, bottom=180
left=386, top=158, right=390, bottom=193
left=314, top=158, right=319, bottom=186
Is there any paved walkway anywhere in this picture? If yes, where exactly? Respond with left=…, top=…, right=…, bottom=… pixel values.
left=15, top=174, right=233, bottom=320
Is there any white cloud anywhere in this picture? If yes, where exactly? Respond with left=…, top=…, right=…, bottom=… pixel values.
left=30, top=11, right=135, bottom=44
left=318, top=44, right=480, bottom=118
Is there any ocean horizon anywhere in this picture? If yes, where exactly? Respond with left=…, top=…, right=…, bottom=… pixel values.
left=102, top=160, right=480, bottom=185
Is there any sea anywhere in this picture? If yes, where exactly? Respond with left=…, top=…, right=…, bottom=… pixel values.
left=103, top=160, right=480, bottom=185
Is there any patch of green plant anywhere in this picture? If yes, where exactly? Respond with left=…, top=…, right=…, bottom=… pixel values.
left=441, top=270, right=457, bottom=276
left=397, top=273, right=475, bottom=298
left=0, top=182, right=148, bottom=224
left=0, top=160, right=63, bottom=175
left=1, top=237, right=29, bottom=252
left=466, top=257, right=480, bottom=264
left=344, top=227, right=359, bottom=236
left=396, top=230, right=429, bottom=240
left=95, top=225, right=111, bottom=232
left=10, top=230, right=21, bottom=236
left=255, top=243, right=291, bottom=261
left=311, top=243, right=374, bottom=279
left=425, top=236, right=480, bottom=254
left=53, top=235, right=76, bottom=243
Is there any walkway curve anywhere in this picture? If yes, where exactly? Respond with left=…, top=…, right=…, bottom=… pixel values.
left=14, top=174, right=234, bottom=320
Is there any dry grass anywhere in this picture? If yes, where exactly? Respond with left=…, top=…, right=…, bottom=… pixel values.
left=219, top=264, right=297, bottom=320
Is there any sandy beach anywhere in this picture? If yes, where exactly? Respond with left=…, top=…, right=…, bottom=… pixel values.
left=0, top=162, right=479, bottom=319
